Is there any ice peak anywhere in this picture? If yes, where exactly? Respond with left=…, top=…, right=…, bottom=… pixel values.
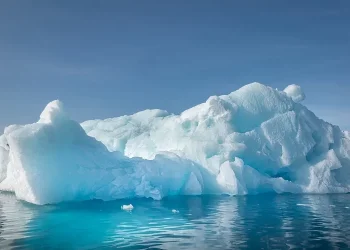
left=283, top=84, right=305, bottom=103
left=39, top=100, right=68, bottom=124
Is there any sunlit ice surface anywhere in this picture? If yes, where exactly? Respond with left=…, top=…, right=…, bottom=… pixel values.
left=0, top=193, right=350, bottom=249
left=2, top=83, right=350, bottom=205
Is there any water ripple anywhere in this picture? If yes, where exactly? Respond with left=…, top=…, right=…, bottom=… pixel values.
left=1, top=193, right=350, bottom=249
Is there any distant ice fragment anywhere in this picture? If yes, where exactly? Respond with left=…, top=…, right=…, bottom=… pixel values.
left=296, top=204, right=311, bottom=207
left=283, top=84, right=305, bottom=102
left=121, top=204, right=134, bottom=211
left=172, top=209, right=179, bottom=213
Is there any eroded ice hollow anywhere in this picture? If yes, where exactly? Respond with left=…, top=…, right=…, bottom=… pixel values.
left=1, top=82, right=350, bottom=205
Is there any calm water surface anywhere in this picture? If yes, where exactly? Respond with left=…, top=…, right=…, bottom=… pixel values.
left=0, top=193, right=350, bottom=249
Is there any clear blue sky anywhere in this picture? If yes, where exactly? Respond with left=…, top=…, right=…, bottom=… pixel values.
left=0, top=1, right=349, bottom=130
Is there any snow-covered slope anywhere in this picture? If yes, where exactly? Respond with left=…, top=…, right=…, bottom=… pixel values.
left=1, top=83, right=350, bottom=204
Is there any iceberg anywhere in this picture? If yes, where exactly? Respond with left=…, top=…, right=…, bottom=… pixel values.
left=1, top=82, right=350, bottom=205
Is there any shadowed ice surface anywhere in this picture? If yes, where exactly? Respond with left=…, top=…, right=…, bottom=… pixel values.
left=0, top=193, right=350, bottom=249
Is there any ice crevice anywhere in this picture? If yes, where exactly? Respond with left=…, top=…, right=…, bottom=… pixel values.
left=1, top=82, right=350, bottom=205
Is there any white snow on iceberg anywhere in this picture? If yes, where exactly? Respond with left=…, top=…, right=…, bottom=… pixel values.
left=1, top=82, right=350, bottom=205
left=283, top=84, right=305, bottom=103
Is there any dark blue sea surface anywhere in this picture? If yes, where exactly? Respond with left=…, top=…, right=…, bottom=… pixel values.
left=0, top=193, right=350, bottom=249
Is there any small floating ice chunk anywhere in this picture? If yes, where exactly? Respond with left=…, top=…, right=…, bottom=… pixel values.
left=172, top=209, right=179, bottom=213
left=297, top=204, right=310, bottom=207
left=121, top=204, right=134, bottom=211
left=346, top=207, right=349, bottom=209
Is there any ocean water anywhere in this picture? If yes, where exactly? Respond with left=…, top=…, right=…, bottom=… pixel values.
left=0, top=193, right=350, bottom=249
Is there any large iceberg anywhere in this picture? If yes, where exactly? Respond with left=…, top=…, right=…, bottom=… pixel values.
left=1, top=82, right=350, bottom=205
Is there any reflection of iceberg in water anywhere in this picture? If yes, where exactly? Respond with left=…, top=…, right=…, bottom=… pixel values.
left=1, top=194, right=350, bottom=249
left=279, top=194, right=350, bottom=249
left=0, top=193, right=36, bottom=247
left=302, top=195, right=350, bottom=248
left=159, top=196, right=245, bottom=249
left=110, top=196, right=244, bottom=250
left=2, top=195, right=244, bottom=249
left=198, top=197, right=246, bottom=249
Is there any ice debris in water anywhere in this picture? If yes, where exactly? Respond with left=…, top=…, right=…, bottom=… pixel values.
left=1, top=82, right=350, bottom=205
left=172, top=209, right=179, bottom=213
left=121, top=204, right=134, bottom=211
left=297, top=204, right=311, bottom=207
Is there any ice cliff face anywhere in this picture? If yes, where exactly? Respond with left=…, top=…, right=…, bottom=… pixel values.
left=1, top=83, right=350, bottom=205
